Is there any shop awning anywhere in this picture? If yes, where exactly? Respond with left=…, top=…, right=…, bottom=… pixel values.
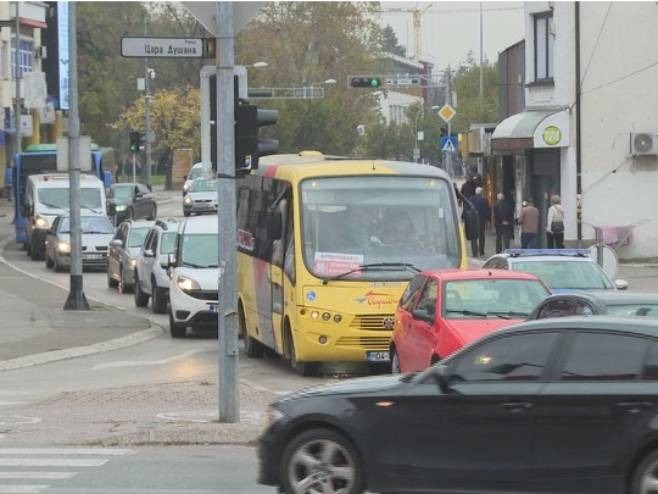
left=491, top=109, right=570, bottom=152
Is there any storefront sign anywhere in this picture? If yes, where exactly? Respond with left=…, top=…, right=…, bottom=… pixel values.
left=533, top=110, right=570, bottom=148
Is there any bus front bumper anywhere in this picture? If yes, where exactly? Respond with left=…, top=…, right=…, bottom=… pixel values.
left=293, top=326, right=392, bottom=363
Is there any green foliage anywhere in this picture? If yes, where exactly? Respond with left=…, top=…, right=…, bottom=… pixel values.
left=380, top=25, right=406, bottom=57
left=450, top=60, right=499, bottom=134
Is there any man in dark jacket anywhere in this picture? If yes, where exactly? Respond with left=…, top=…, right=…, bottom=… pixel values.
left=493, top=193, right=514, bottom=253
left=460, top=175, right=476, bottom=202
left=470, top=187, right=490, bottom=257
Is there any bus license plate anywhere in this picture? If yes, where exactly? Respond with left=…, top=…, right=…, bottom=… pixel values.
left=366, top=351, right=389, bottom=362
left=208, top=304, right=219, bottom=313
left=84, top=254, right=103, bottom=260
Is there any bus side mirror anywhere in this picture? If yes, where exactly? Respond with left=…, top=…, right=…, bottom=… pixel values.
left=267, top=210, right=282, bottom=240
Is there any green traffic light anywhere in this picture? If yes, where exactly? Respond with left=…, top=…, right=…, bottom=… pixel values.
left=370, top=78, right=381, bottom=87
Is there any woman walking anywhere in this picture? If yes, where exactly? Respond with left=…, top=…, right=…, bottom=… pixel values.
left=547, top=195, right=565, bottom=249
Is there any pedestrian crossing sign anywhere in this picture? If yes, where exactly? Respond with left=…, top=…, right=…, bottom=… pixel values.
left=440, top=135, right=458, bottom=153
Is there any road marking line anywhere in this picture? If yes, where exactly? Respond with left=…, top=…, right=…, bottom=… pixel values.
left=0, top=459, right=108, bottom=467
left=0, top=486, right=50, bottom=493
left=92, top=350, right=203, bottom=370
left=0, top=472, right=77, bottom=479
left=0, top=448, right=133, bottom=456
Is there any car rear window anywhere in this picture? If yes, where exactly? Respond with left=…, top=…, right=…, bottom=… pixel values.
left=513, top=260, right=613, bottom=290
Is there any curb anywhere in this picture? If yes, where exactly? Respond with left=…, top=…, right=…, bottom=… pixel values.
left=0, top=236, right=164, bottom=372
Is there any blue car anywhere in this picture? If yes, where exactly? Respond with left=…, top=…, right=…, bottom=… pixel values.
left=483, top=249, right=628, bottom=292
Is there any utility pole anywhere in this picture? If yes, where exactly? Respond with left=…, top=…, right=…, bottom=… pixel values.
left=64, top=2, right=89, bottom=311
left=144, top=15, right=152, bottom=188
left=216, top=1, right=239, bottom=423
left=479, top=1, right=484, bottom=98
left=14, top=1, right=21, bottom=157
left=446, top=66, right=453, bottom=176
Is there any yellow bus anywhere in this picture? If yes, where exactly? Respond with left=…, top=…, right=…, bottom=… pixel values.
left=236, top=152, right=467, bottom=375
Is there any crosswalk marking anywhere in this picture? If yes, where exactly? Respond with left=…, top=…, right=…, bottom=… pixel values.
left=0, top=448, right=133, bottom=456
left=0, top=487, right=49, bottom=494
left=0, top=458, right=108, bottom=467
left=0, top=472, right=77, bottom=479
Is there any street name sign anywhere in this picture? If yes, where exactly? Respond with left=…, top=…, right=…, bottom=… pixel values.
left=438, top=104, right=457, bottom=123
left=121, top=37, right=206, bottom=58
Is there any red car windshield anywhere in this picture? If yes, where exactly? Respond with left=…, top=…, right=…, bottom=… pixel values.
left=444, top=279, right=548, bottom=319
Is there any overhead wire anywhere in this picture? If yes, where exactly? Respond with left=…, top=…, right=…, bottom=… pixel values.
left=579, top=2, right=613, bottom=87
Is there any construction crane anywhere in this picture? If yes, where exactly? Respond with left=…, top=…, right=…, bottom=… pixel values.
left=377, top=4, right=432, bottom=60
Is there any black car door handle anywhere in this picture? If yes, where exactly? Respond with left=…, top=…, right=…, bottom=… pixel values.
left=501, top=401, right=534, bottom=411
left=616, top=401, right=653, bottom=412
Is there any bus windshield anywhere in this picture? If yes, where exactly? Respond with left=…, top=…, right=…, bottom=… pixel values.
left=38, top=188, right=103, bottom=211
left=301, top=176, right=460, bottom=280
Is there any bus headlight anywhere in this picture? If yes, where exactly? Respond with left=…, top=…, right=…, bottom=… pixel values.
left=177, top=275, right=200, bottom=292
left=35, top=216, right=49, bottom=229
left=57, top=241, right=70, bottom=253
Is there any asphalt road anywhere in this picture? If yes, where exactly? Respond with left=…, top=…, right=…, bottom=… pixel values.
left=0, top=446, right=274, bottom=494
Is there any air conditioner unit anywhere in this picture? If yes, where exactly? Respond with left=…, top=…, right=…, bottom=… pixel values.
left=630, top=132, right=658, bottom=156
left=33, top=46, right=47, bottom=60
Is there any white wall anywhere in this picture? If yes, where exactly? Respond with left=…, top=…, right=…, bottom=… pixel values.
left=579, top=2, right=658, bottom=259
left=377, top=90, right=423, bottom=126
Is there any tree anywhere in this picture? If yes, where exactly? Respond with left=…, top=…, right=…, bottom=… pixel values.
left=450, top=60, right=499, bottom=134
left=236, top=2, right=382, bottom=155
left=380, top=25, right=406, bottom=57
left=115, top=86, right=201, bottom=179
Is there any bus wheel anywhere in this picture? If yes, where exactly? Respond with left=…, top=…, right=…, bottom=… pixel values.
left=239, top=305, right=263, bottom=358
left=285, top=326, right=318, bottom=377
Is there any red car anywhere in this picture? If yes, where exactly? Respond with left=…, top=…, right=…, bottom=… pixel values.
left=391, top=269, right=550, bottom=373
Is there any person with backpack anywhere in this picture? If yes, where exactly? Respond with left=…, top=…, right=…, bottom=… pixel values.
left=546, top=194, right=565, bottom=249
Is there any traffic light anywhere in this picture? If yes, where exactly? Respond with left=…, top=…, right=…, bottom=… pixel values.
left=129, top=131, right=142, bottom=154
left=349, top=76, right=382, bottom=88
left=234, top=99, right=279, bottom=173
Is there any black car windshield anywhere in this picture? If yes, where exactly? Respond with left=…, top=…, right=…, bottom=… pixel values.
left=180, top=233, right=218, bottom=268
left=513, top=260, right=614, bottom=290
left=444, top=279, right=549, bottom=319
left=128, top=227, right=149, bottom=248
left=607, top=304, right=658, bottom=318
left=301, top=176, right=460, bottom=281
left=60, top=216, right=114, bottom=234
left=38, top=188, right=103, bottom=210
left=111, top=186, right=133, bottom=201
left=190, top=179, right=217, bottom=192
left=160, top=232, right=177, bottom=255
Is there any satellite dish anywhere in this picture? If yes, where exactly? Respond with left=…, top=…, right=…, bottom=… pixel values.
left=588, top=244, right=619, bottom=279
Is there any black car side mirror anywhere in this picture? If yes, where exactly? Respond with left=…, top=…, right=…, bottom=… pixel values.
left=412, top=308, right=434, bottom=324
left=267, top=210, right=282, bottom=240
left=430, top=364, right=452, bottom=393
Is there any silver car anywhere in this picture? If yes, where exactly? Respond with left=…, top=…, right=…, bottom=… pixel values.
left=107, top=219, right=154, bottom=293
left=133, top=219, right=179, bottom=313
left=183, top=178, right=218, bottom=216
left=44, top=215, right=114, bottom=272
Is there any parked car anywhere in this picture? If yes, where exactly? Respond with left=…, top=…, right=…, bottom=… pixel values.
left=133, top=219, right=179, bottom=313
left=529, top=291, right=658, bottom=320
left=182, top=162, right=211, bottom=196
left=168, top=215, right=218, bottom=337
left=183, top=178, right=218, bottom=216
left=107, top=220, right=154, bottom=293
left=391, top=269, right=550, bottom=373
left=107, top=183, right=157, bottom=224
left=259, top=316, right=658, bottom=494
left=44, top=215, right=114, bottom=272
left=483, top=248, right=628, bottom=292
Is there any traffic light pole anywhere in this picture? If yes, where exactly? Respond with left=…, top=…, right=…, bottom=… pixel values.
left=64, top=2, right=89, bottom=311
left=132, top=152, right=136, bottom=185
left=144, top=16, right=152, bottom=189
left=216, top=1, right=239, bottom=424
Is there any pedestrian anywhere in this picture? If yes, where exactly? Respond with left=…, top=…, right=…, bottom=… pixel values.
left=546, top=194, right=565, bottom=249
left=493, top=193, right=514, bottom=253
left=518, top=199, right=540, bottom=249
left=460, top=175, right=476, bottom=202
left=470, top=187, right=490, bottom=257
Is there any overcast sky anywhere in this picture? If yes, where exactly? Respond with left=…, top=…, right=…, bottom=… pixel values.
left=378, top=1, right=525, bottom=72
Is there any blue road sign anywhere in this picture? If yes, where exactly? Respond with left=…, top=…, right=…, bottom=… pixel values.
left=440, top=135, right=458, bottom=153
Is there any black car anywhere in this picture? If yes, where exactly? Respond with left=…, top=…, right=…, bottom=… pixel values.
left=107, top=183, right=157, bottom=223
left=259, top=316, right=658, bottom=494
left=529, top=291, right=658, bottom=319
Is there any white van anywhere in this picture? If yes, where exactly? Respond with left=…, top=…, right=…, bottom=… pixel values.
left=25, top=173, right=107, bottom=260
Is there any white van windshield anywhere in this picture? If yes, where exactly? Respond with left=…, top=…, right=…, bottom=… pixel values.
left=38, top=188, right=103, bottom=211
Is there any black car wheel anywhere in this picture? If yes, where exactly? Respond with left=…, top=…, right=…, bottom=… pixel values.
left=239, top=305, right=263, bottom=358
left=118, top=265, right=133, bottom=294
left=285, top=327, right=318, bottom=377
left=631, top=448, right=658, bottom=494
left=169, top=312, right=186, bottom=338
left=30, top=236, right=43, bottom=261
left=147, top=205, right=157, bottom=221
left=134, top=272, right=149, bottom=307
left=151, top=280, right=168, bottom=314
left=280, top=428, right=365, bottom=494
left=107, top=268, right=118, bottom=288
left=45, top=253, right=54, bottom=269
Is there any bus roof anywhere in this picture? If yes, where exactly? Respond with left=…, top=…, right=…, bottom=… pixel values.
left=27, top=173, right=104, bottom=187
left=24, top=143, right=100, bottom=153
left=255, top=154, right=453, bottom=182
